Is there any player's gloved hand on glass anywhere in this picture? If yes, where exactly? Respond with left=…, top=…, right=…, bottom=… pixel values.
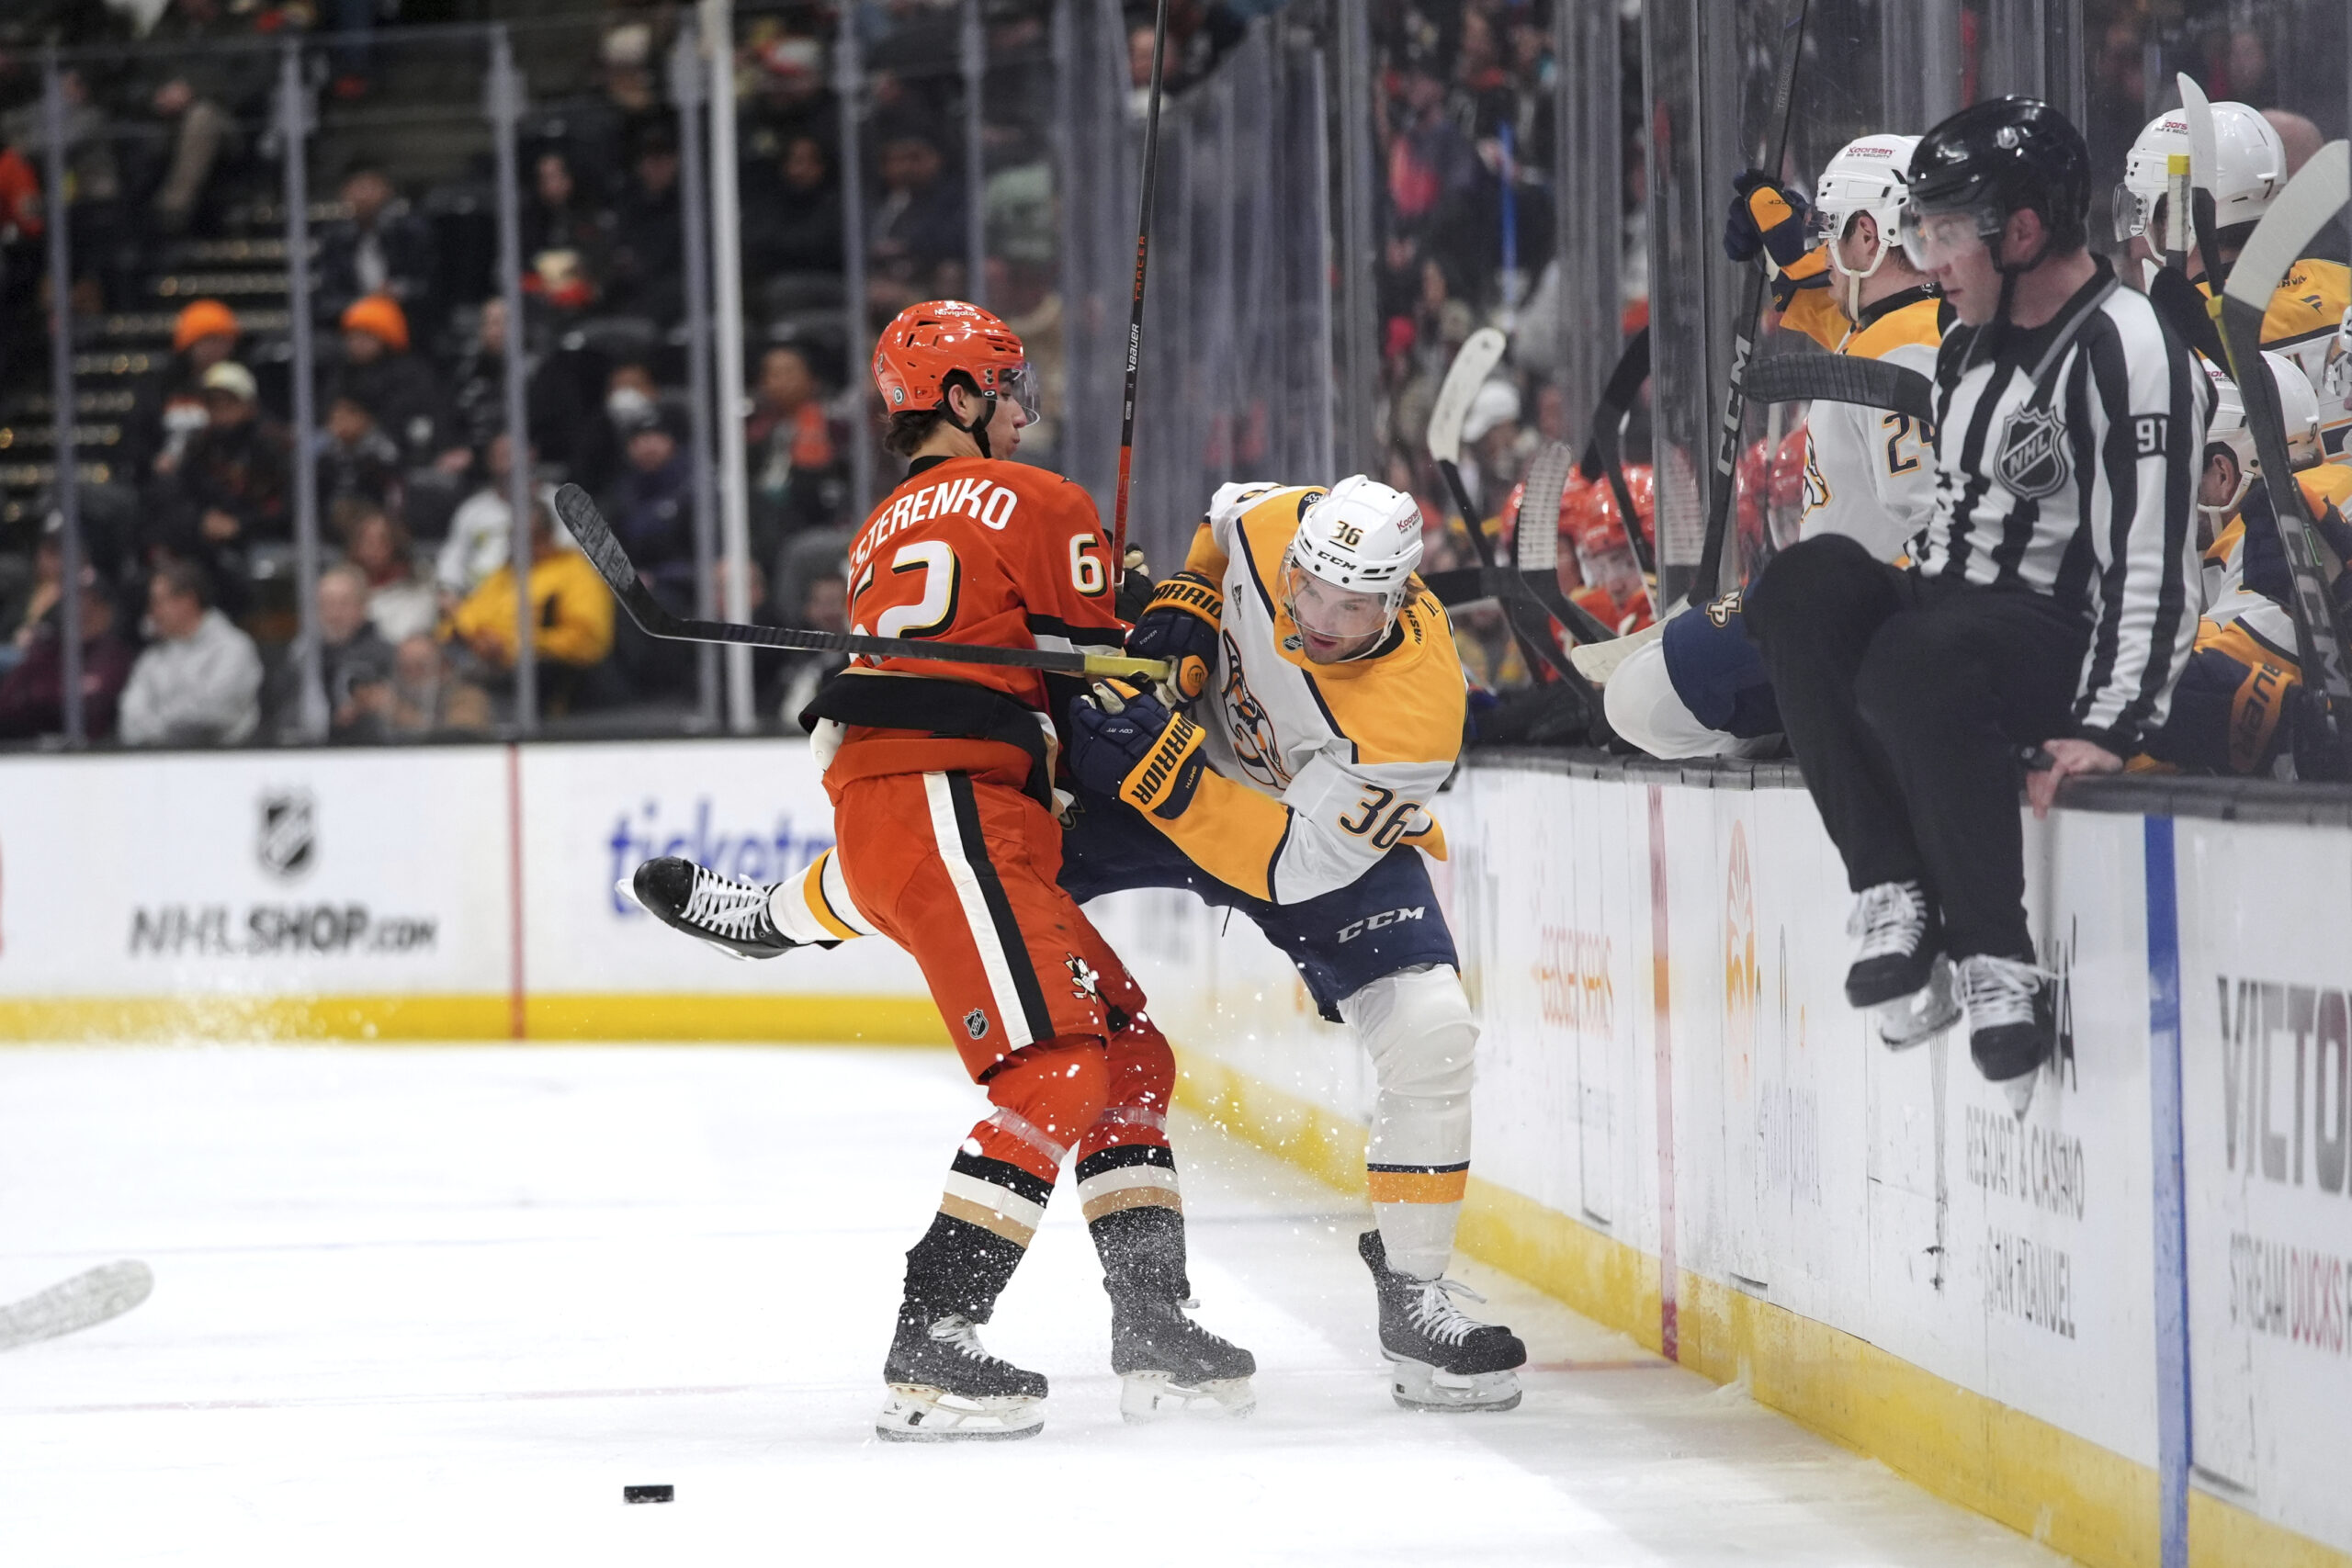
left=1724, top=171, right=1815, bottom=267
left=1067, top=679, right=1208, bottom=819
left=1125, top=569, right=1223, bottom=706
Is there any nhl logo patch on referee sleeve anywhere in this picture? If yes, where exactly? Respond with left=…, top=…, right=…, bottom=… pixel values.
left=1996, top=406, right=2072, bottom=500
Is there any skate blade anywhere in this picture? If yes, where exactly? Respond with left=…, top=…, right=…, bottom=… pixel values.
left=1385, top=1358, right=1522, bottom=1413
left=875, top=1384, right=1044, bottom=1442
left=1998, top=1068, right=2041, bottom=1119
left=1118, top=1371, right=1256, bottom=1423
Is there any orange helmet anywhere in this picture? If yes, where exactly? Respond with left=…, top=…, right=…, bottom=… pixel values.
left=173, top=298, right=239, bottom=352
left=873, top=299, right=1031, bottom=412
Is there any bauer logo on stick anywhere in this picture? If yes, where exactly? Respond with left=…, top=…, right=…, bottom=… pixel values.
left=1995, top=407, right=2071, bottom=499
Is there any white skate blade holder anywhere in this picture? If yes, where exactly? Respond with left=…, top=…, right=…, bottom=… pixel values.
left=876, top=1383, right=1045, bottom=1442
left=1385, top=1356, right=1522, bottom=1413
left=1119, top=1371, right=1256, bottom=1424
left=1876, top=955, right=1960, bottom=1051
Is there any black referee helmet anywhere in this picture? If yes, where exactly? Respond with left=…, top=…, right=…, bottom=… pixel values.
left=1905, top=96, right=2094, bottom=259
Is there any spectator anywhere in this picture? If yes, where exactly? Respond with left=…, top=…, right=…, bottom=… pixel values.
left=866, top=123, right=968, bottom=313
left=605, top=123, right=685, bottom=324
left=521, top=148, right=611, bottom=316
left=742, top=132, right=843, bottom=278
left=579, top=359, right=662, bottom=492
left=316, top=392, right=403, bottom=512
left=126, top=298, right=239, bottom=482
left=747, top=344, right=843, bottom=541
left=445, top=297, right=589, bottom=466
left=271, top=563, right=394, bottom=742
left=601, top=398, right=697, bottom=598
left=383, top=633, right=492, bottom=739
left=128, top=0, right=275, bottom=235
left=330, top=295, right=449, bottom=466
left=119, top=560, right=262, bottom=747
left=773, top=559, right=849, bottom=725
left=315, top=159, right=438, bottom=333
left=336, top=499, right=438, bottom=644
left=446, top=497, right=615, bottom=714
left=0, top=569, right=135, bottom=742
left=438, top=434, right=533, bottom=603
left=165, top=362, right=292, bottom=552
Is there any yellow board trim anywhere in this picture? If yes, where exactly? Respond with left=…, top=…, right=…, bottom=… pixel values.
left=0, top=994, right=948, bottom=1047
left=1170, top=1047, right=2352, bottom=1568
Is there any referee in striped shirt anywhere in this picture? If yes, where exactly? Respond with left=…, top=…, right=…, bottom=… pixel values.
left=1747, top=98, right=2207, bottom=1112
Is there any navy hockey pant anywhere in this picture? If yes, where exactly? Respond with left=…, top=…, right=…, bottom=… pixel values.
left=1744, top=534, right=2088, bottom=962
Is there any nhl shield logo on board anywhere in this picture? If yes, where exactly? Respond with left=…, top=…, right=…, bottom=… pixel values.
left=256, top=791, right=316, bottom=881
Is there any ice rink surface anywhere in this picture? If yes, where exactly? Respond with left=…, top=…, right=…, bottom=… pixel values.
left=0, top=1044, right=2065, bottom=1567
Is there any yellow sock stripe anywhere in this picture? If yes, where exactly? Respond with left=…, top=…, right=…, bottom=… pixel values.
left=799, top=850, right=864, bottom=942
left=1365, top=1165, right=1469, bottom=1204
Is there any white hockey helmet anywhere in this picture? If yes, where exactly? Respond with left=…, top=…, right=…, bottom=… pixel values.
left=2199, top=351, right=2321, bottom=521
left=2323, top=304, right=2352, bottom=420
left=1810, top=133, right=1921, bottom=274
left=2112, top=96, right=2286, bottom=245
left=1283, top=475, right=1424, bottom=654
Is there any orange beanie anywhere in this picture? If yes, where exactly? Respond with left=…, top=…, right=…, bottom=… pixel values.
left=340, top=294, right=410, bottom=353
left=173, top=299, right=240, bottom=352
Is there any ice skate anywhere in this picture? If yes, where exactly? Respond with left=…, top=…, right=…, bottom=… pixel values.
left=1958, top=954, right=2053, bottom=1117
left=621, top=856, right=797, bottom=961
left=1875, top=953, right=1960, bottom=1049
left=1359, top=1230, right=1524, bottom=1413
left=876, top=1304, right=1047, bottom=1442
left=1844, top=881, right=1941, bottom=1009
left=1109, top=1287, right=1257, bottom=1422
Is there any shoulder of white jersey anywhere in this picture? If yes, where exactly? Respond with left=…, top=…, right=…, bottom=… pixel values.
left=1298, top=585, right=1466, bottom=770
left=1842, top=295, right=1944, bottom=365
left=1207, top=480, right=1311, bottom=548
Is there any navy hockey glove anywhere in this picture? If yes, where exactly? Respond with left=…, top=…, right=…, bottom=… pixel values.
left=1724, top=171, right=1814, bottom=269
left=1068, top=680, right=1208, bottom=818
left=1125, top=570, right=1223, bottom=705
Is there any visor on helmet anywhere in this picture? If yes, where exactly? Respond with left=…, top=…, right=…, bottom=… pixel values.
left=996, top=360, right=1037, bottom=422
left=1897, top=202, right=2003, bottom=270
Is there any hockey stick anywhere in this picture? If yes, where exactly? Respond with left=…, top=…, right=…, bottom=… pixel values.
left=2178, top=75, right=2234, bottom=297
left=1577, top=326, right=1657, bottom=578
left=1689, top=0, right=1813, bottom=609
left=551, top=484, right=1170, bottom=682
left=1744, top=353, right=1935, bottom=423
left=0, top=1260, right=152, bottom=1351
left=1426, top=331, right=1608, bottom=722
left=1110, top=0, right=1172, bottom=570
left=2218, top=140, right=2352, bottom=778
left=1511, top=439, right=1624, bottom=642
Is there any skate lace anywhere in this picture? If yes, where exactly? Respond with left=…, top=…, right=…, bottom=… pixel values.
left=681, top=865, right=775, bottom=942
left=1407, top=1277, right=1491, bottom=1348
left=1959, top=954, right=2050, bottom=1029
left=1847, top=882, right=1928, bottom=962
left=928, top=1314, right=1014, bottom=1366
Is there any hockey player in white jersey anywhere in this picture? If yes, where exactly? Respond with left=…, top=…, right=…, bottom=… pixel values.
left=633, top=475, right=1528, bottom=1415
left=1605, top=133, right=1946, bottom=773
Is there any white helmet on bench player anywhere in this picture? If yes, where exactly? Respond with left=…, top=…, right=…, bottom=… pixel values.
left=1283, top=476, right=1424, bottom=659
left=1812, top=134, right=1921, bottom=297
left=2199, top=350, right=2321, bottom=522
left=2113, top=98, right=2285, bottom=246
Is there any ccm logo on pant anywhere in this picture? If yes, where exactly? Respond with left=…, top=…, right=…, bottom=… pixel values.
left=1339, top=907, right=1425, bottom=943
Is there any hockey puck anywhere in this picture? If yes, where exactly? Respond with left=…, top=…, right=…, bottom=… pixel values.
left=623, top=1484, right=674, bottom=1505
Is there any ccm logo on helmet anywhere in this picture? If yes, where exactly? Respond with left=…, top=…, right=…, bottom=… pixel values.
left=1339, top=906, right=1425, bottom=943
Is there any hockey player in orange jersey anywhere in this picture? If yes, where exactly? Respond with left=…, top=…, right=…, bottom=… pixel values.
left=632, top=302, right=1251, bottom=1441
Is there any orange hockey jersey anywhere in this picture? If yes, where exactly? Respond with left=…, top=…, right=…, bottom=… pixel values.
left=817, top=455, right=1127, bottom=796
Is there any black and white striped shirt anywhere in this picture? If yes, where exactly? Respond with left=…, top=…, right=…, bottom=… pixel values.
left=1918, top=256, right=2209, bottom=753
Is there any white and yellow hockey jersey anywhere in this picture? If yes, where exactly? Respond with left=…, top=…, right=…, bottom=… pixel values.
left=1150, top=480, right=1463, bottom=905
left=1780, top=286, right=1945, bottom=560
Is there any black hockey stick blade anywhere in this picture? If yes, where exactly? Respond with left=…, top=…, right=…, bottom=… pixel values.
left=0, top=1260, right=152, bottom=1351
left=1579, top=328, right=1657, bottom=580
left=1743, top=353, right=1935, bottom=424
left=2218, top=141, right=2352, bottom=772
left=549, top=484, right=1170, bottom=682
left=1690, top=0, right=1812, bottom=609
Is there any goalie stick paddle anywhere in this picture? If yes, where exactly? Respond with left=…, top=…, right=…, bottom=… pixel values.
left=0, top=1260, right=152, bottom=1351
left=1111, top=0, right=1172, bottom=570
left=2218, top=140, right=2352, bottom=775
left=1743, top=353, right=1935, bottom=423
left=1689, top=0, right=1812, bottom=609
left=550, top=484, right=1171, bottom=683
